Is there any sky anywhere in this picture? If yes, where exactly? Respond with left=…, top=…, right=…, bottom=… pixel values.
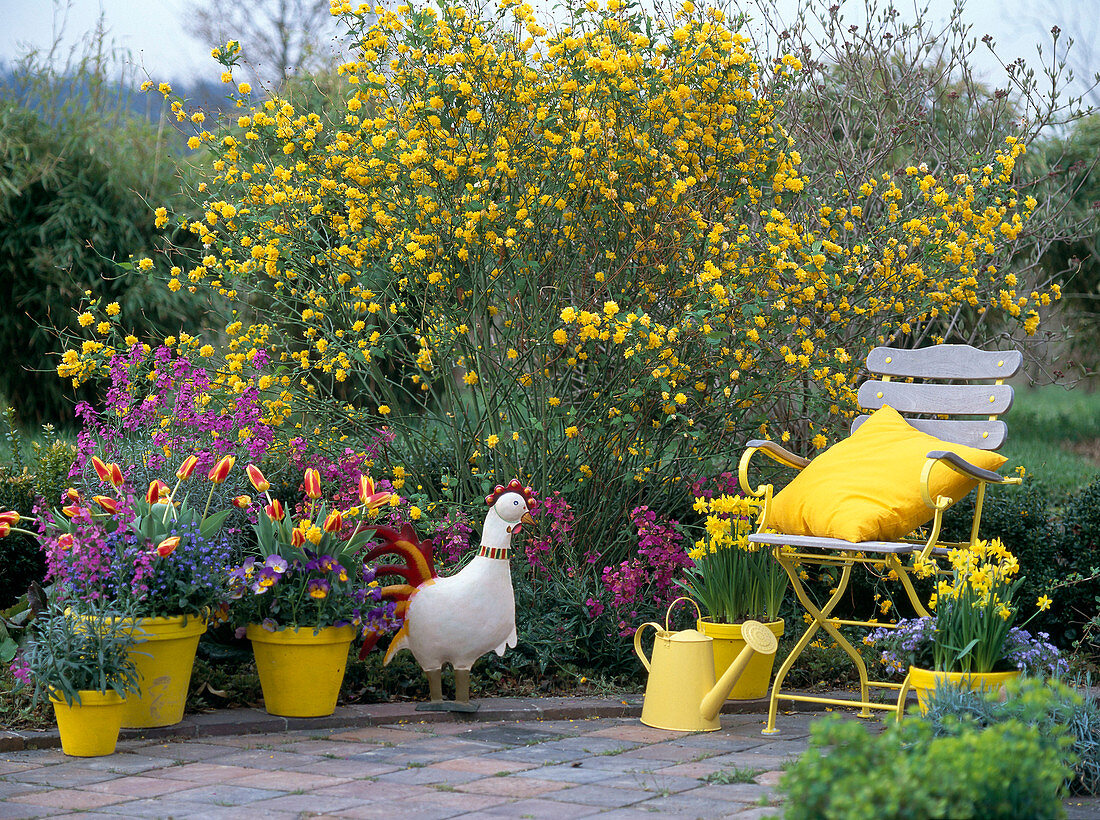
left=0, top=0, right=1095, bottom=94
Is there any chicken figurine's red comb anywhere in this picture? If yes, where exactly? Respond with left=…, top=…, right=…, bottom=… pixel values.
left=485, top=479, right=534, bottom=507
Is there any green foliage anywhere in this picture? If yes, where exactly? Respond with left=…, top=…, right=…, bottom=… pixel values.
left=923, top=677, right=1100, bottom=796
left=0, top=35, right=205, bottom=424
left=780, top=711, right=1071, bottom=820
left=1053, top=477, right=1100, bottom=650
left=1037, top=114, right=1100, bottom=364
left=0, top=469, right=43, bottom=609
left=481, top=561, right=644, bottom=681
left=14, top=598, right=142, bottom=706
left=0, top=661, right=52, bottom=730
left=30, top=425, right=77, bottom=508
left=702, top=766, right=765, bottom=784
left=1000, top=386, right=1100, bottom=500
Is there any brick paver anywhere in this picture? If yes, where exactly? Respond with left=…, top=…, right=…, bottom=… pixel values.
left=3, top=707, right=1097, bottom=818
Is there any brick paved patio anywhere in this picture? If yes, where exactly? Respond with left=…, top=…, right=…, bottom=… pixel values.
left=3, top=704, right=1099, bottom=818
left=0, top=710, right=814, bottom=819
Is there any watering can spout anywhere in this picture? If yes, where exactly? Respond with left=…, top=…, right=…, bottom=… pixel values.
left=699, top=620, right=778, bottom=722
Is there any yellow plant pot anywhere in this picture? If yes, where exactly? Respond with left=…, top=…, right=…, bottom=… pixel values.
left=120, top=616, right=207, bottom=728
left=247, top=624, right=356, bottom=717
left=697, top=618, right=785, bottom=700
left=908, top=665, right=1022, bottom=714
left=50, top=690, right=126, bottom=757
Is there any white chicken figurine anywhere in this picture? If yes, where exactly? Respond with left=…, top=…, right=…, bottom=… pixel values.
left=359, top=479, right=536, bottom=711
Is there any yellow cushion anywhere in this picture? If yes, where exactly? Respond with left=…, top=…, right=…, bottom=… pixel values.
left=767, top=406, right=1007, bottom=542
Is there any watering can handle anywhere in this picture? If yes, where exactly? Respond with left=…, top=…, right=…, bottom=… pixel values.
left=633, top=622, right=661, bottom=672
left=665, top=596, right=702, bottom=631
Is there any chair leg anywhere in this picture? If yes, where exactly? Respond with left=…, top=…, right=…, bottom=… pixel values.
left=895, top=670, right=913, bottom=721
left=766, top=553, right=869, bottom=733
left=886, top=555, right=932, bottom=618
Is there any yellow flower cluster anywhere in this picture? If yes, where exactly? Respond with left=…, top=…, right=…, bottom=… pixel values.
left=688, top=494, right=762, bottom=560
left=56, top=0, right=1057, bottom=512
left=930, top=538, right=1020, bottom=615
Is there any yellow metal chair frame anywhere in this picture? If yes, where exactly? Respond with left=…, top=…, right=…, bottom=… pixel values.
left=737, top=344, right=1023, bottom=734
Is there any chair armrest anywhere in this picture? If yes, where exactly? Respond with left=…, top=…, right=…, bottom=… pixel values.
left=739, top=439, right=810, bottom=497
left=925, top=451, right=1022, bottom=485
left=745, top=440, right=811, bottom=470
left=919, top=450, right=1022, bottom=510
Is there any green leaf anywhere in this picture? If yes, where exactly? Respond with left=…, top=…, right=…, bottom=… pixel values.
left=200, top=510, right=232, bottom=539
left=0, top=635, right=17, bottom=663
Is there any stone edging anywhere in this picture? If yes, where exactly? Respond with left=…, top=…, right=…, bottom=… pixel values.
left=0, top=692, right=850, bottom=753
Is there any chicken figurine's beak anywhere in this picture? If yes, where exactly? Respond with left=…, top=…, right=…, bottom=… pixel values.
left=521, top=512, right=536, bottom=527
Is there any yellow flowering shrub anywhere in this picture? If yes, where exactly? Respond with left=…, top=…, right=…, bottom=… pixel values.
left=59, top=1, right=1057, bottom=564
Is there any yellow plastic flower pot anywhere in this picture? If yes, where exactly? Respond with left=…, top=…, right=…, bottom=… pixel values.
left=247, top=624, right=356, bottom=717
left=50, top=690, right=126, bottom=757
left=120, top=615, right=207, bottom=728
left=698, top=618, right=785, bottom=700
left=908, top=665, right=1022, bottom=714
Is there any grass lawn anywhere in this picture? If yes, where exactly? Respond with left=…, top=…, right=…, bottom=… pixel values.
left=1002, top=385, right=1100, bottom=498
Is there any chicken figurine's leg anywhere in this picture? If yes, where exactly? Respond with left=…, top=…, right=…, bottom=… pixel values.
left=416, top=665, right=479, bottom=713
left=454, top=668, right=474, bottom=707
left=426, top=668, right=443, bottom=703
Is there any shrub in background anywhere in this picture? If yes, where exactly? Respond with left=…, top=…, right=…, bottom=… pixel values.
left=60, top=0, right=1059, bottom=579
left=0, top=34, right=206, bottom=425
left=1053, top=476, right=1100, bottom=650
left=0, top=470, right=42, bottom=608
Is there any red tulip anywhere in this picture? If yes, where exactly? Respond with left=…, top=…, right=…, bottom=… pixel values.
left=0, top=523, right=9, bottom=538
left=176, top=454, right=201, bottom=480
left=232, top=495, right=252, bottom=509
left=62, top=504, right=81, bottom=518
left=146, top=480, right=170, bottom=504
left=92, top=457, right=124, bottom=487
left=93, top=495, right=118, bottom=514
left=358, top=475, right=393, bottom=510
left=57, top=533, right=74, bottom=550
left=264, top=499, right=285, bottom=521
left=155, top=536, right=180, bottom=557
left=208, top=455, right=235, bottom=484
left=323, top=510, right=343, bottom=533
left=246, top=464, right=270, bottom=492
left=303, top=469, right=321, bottom=499
left=65, top=487, right=81, bottom=501
left=91, top=456, right=111, bottom=483
left=291, top=527, right=306, bottom=548
left=0, top=511, right=20, bottom=526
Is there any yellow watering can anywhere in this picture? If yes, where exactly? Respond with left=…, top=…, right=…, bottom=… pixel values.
left=634, top=597, right=778, bottom=732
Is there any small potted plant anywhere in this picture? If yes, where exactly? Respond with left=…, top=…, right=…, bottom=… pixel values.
left=868, top=538, right=1063, bottom=711
left=31, top=453, right=237, bottom=728
left=679, top=494, right=788, bottom=699
left=12, top=598, right=142, bottom=757
left=227, top=466, right=398, bottom=717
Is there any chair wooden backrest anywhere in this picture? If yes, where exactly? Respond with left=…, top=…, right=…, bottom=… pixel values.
left=852, top=344, right=1022, bottom=450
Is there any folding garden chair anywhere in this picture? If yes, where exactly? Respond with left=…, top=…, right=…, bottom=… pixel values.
left=737, top=344, right=1023, bottom=733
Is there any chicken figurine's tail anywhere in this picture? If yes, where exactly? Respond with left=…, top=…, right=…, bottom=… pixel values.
left=359, top=523, right=437, bottom=661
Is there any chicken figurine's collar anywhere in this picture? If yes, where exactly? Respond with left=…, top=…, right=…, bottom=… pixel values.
left=476, top=481, right=535, bottom=560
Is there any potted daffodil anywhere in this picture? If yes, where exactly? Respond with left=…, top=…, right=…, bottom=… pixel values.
left=679, top=494, right=788, bottom=700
